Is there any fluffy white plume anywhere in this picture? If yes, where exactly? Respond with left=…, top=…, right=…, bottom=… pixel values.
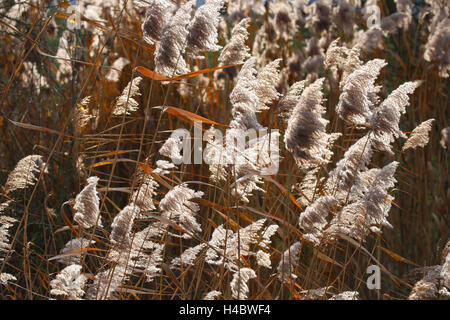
left=327, top=134, right=373, bottom=195
left=5, top=155, right=46, bottom=193
left=171, top=243, right=206, bottom=268
left=229, top=57, right=263, bottom=131
left=159, top=184, right=204, bottom=238
left=112, top=77, right=142, bottom=116
left=186, top=0, right=224, bottom=53
left=402, top=119, right=435, bottom=151
left=370, top=81, right=422, bottom=155
left=141, top=0, right=175, bottom=45
left=218, top=18, right=251, bottom=67
left=424, top=18, right=450, bottom=78
left=50, top=264, right=88, bottom=300
left=284, top=78, right=340, bottom=169
left=73, top=176, right=102, bottom=229
left=205, top=219, right=278, bottom=271
left=203, top=290, right=221, bottom=300
left=110, top=204, right=139, bottom=249
left=329, top=291, right=359, bottom=300
left=277, top=241, right=302, bottom=283
left=325, top=162, right=399, bottom=242
left=57, top=238, right=94, bottom=265
left=336, top=59, right=387, bottom=125
left=298, top=196, right=338, bottom=244
left=254, top=59, right=282, bottom=108
left=230, top=268, right=256, bottom=299
left=0, top=273, right=16, bottom=286
left=154, top=1, right=194, bottom=76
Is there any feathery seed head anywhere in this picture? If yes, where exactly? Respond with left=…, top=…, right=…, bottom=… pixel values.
left=186, top=0, right=224, bottom=53
left=5, top=155, right=46, bottom=193
left=73, top=176, right=102, bottom=229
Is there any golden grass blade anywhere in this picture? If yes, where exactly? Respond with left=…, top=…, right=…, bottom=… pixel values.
left=136, top=64, right=241, bottom=82
left=378, top=246, right=420, bottom=267
left=155, top=106, right=226, bottom=127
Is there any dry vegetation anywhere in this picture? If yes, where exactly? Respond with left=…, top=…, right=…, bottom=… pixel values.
left=0, top=0, right=449, bottom=300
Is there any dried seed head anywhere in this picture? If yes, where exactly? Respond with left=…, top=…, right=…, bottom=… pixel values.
left=141, top=0, right=174, bottom=45
left=277, top=80, right=306, bottom=124
left=440, top=127, right=450, bottom=149
left=336, top=59, right=387, bottom=125
left=110, top=204, right=139, bottom=249
left=57, top=238, right=95, bottom=265
left=154, top=0, right=194, bottom=77
left=327, top=134, right=373, bottom=193
left=284, top=78, right=340, bottom=169
left=352, top=28, right=383, bottom=54
left=229, top=57, right=263, bottom=131
left=277, top=241, right=302, bottom=283
left=381, top=12, right=410, bottom=35
left=5, top=155, right=46, bottom=193
left=329, top=291, right=359, bottom=300
left=50, top=264, right=88, bottom=300
left=203, top=290, right=221, bottom=300
left=304, top=0, right=332, bottom=34
left=403, top=119, right=435, bottom=151
left=325, top=162, right=399, bottom=242
left=298, top=195, right=338, bottom=244
left=424, top=18, right=450, bottom=78
left=370, top=81, right=422, bottom=155
left=218, top=18, right=251, bottom=67
left=112, top=77, right=142, bottom=116
left=332, top=0, right=355, bottom=36
left=73, top=176, right=102, bottom=229
left=269, top=1, right=297, bottom=41
left=159, top=184, right=204, bottom=239
left=409, top=266, right=442, bottom=300
left=0, top=273, right=16, bottom=286
left=254, top=59, right=282, bottom=108
left=206, top=219, right=277, bottom=271
left=230, top=268, right=256, bottom=299
left=186, top=0, right=223, bottom=53
left=325, top=39, right=363, bottom=88
left=171, top=243, right=206, bottom=268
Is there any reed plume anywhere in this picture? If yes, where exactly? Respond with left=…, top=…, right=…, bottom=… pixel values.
left=298, top=195, right=338, bottom=244
left=277, top=241, right=302, bottom=283
left=402, top=119, right=435, bottom=151
left=112, top=77, right=143, bottom=116
left=230, top=268, right=256, bottom=299
left=159, top=184, right=204, bottom=239
left=50, top=264, right=87, bottom=300
left=4, top=155, right=46, bottom=193
left=154, top=0, right=194, bottom=76
left=370, top=81, right=422, bottom=155
left=186, top=0, right=224, bottom=54
left=73, top=176, right=102, bottom=229
left=141, top=0, right=174, bottom=45
left=284, top=78, right=340, bottom=169
left=336, top=59, right=387, bottom=125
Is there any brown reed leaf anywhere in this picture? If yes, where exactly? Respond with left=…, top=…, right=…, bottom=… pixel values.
left=156, top=106, right=226, bottom=127
left=378, top=246, right=420, bottom=267
left=136, top=64, right=241, bottom=82
left=48, top=247, right=106, bottom=262
left=7, top=118, right=75, bottom=139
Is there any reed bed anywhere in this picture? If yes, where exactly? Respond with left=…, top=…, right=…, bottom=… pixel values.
left=0, top=0, right=448, bottom=300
